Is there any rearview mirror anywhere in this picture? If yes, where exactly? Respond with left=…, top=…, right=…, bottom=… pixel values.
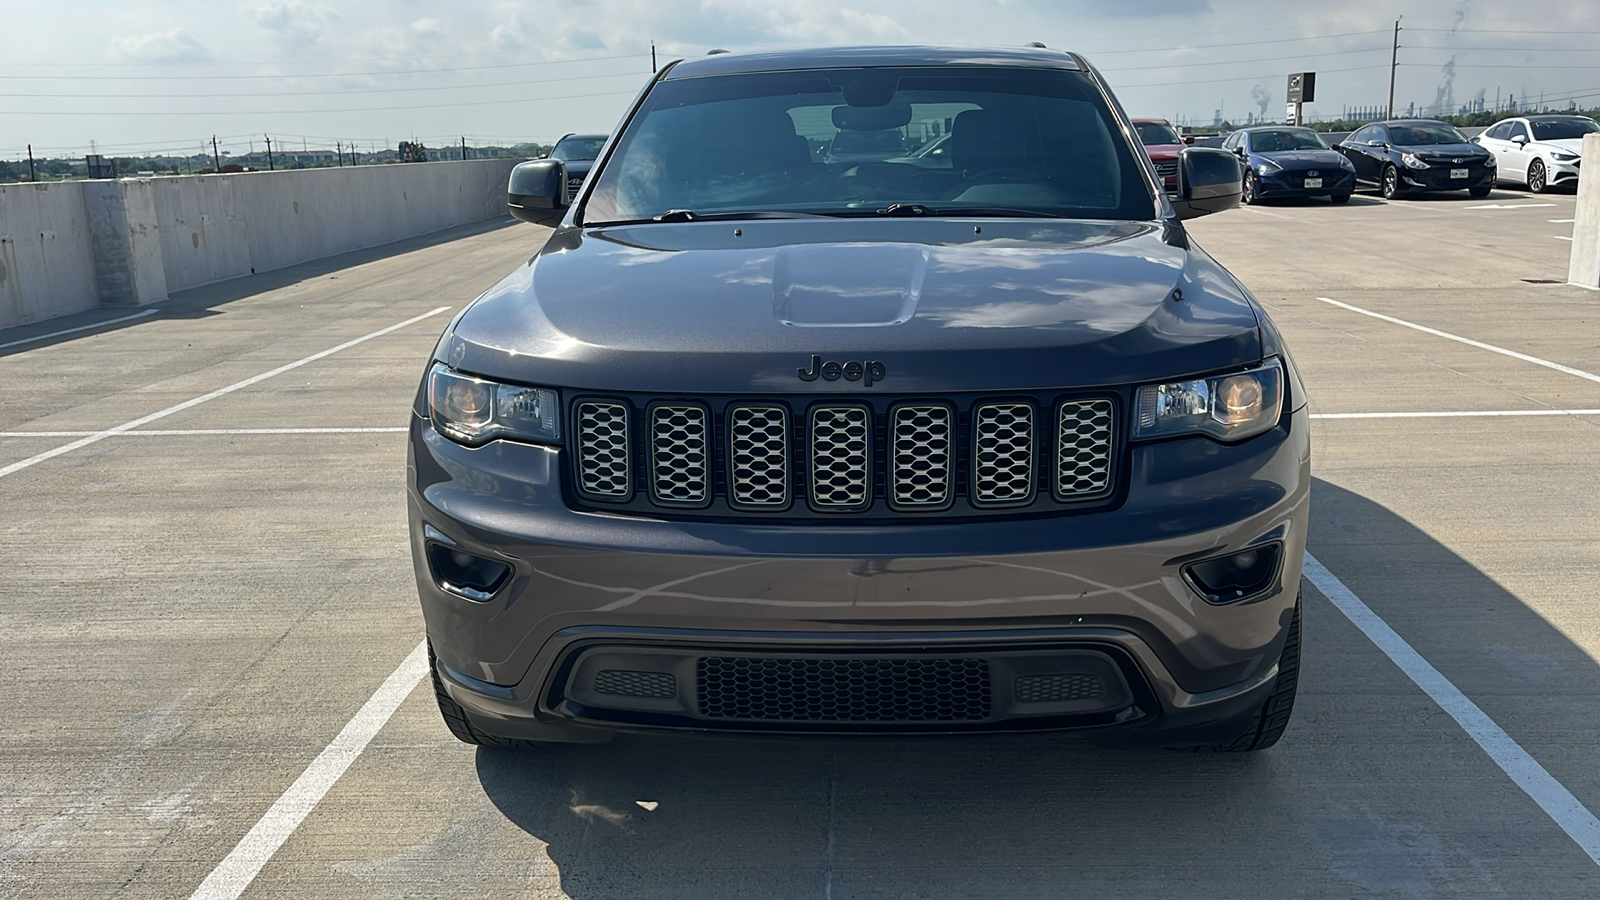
left=508, top=159, right=569, bottom=226
left=1171, top=147, right=1241, bottom=220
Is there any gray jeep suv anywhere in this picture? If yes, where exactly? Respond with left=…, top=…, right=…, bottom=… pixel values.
left=411, top=45, right=1308, bottom=751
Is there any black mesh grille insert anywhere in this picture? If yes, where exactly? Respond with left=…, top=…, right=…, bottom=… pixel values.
left=593, top=670, right=677, bottom=699
left=1015, top=673, right=1105, bottom=703
left=697, top=656, right=991, bottom=722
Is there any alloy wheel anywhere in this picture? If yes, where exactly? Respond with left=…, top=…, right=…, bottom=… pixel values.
left=1528, top=160, right=1547, bottom=194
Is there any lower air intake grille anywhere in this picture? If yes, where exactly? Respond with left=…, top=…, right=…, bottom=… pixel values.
left=1015, top=673, right=1105, bottom=703
left=593, top=670, right=677, bottom=699
left=697, top=656, right=992, bottom=722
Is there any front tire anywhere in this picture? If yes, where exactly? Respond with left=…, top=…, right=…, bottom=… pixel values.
left=1330, top=192, right=1352, bottom=204
left=1380, top=164, right=1403, bottom=200
left=1468, top=184, right=1492, bottom=199
left=1242, top=171, right=1258, bottom=204
left=429, top=641, right=541, bottom=749
left=1194, top=592, right=1302, bottom=752
left=1528, top=159, right=1548, bottom=194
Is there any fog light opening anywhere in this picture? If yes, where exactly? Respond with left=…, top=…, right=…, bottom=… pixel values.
left=426, top=541, right=512, bottom=602
left=1182, top=542, right=1282, bottom=605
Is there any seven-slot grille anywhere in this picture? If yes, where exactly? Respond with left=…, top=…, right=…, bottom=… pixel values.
left=810, top=406, right=871, bottom=510
left=575, top=401, right=630, bottom=498
left=729, top=405, right=789, bottom=508
left=649, top=404, right=708, bottom=505
left=572, top=396, right=1117, bottom=515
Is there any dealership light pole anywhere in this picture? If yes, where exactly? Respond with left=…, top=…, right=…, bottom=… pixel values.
left=1387, top=17, right=1402, bottom=120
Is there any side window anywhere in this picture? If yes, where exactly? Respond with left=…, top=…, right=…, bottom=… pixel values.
left=1508, top=121, right=1529, bottom=141
left=1485, top=122, right=1510, bottom=140
left=1222, top=132, right=1237, bottom=150
left=1351, top=126, right=1375, bottom=144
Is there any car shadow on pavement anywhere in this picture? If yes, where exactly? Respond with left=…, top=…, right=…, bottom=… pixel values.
left=471, top=475, right=1600, bottom=898
left=0, top=215, right=521, bottom=358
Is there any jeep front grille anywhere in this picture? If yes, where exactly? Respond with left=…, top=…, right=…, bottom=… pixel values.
left=1056, top=399, right=1115, bottom=500
left=810, top=406, right=871, bottom=510
left=570, top=394, right=1117, bottom=516
left=575, top=401, right=630, bottom=498
left=650, top=404, right=708, bottom=505
left=891, top=405, right=952, bottom=508
left=728, top=405, right=790, bottom=508
left=972, top=402, right=1035, bottom=505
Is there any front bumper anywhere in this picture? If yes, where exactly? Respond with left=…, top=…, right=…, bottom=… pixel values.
left=1255, top=168, right=1356, bottom=197
left=410, top=405, right=1310, bottom=738
left=1400, top=166, right=1495, bottom=192
left=1546, top=156, right=1581, bottom=187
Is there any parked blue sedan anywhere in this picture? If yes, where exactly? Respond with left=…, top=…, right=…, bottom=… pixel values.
left=1221, top=126, right=1357, bottom=204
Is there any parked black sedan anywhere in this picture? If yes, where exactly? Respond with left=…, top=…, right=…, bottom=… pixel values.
left=1336, top=120, right=1495, bottom=199
left=1221, top=126, right=1356, bottom=204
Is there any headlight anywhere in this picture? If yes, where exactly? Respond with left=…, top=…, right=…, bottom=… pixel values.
left=1551, top=151, right=1578, bottom=162
left=1257, top=160, right=1281, bottom=174
left=1483, top=155, right=1497, bottom=167
left=1339, top=157, right=1356, bottom=170
left=428, top=363, right=560, bottom=445
left=1134, top=358, right=1284, bottom=442
left=1401, top=153, right=1429, bottom=170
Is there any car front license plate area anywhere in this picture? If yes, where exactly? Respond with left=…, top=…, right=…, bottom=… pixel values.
left=1303, top=177, right=1322, bottom=188
left=1451, top=168, right=1469, bottom=179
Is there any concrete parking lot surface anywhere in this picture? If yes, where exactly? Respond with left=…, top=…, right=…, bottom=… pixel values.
left=2, top=186, right=1598, bottom=898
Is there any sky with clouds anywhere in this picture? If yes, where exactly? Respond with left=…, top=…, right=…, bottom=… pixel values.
left=3, top=0, right=1599, bottom=159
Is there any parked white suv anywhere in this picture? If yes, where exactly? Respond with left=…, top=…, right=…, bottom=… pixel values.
left=1473, top=115, right=1598, bottom=193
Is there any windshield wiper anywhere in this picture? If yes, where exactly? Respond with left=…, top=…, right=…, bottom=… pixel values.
left=653, top=209, right=830, bottom=223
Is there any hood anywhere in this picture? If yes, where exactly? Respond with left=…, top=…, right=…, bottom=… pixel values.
left=1257, top=149, right=1348, bottom=169
left=1534, top=138, right=1585, bottom=154
left=1142, top=145, right=1184, bottom=160
left=442, top=219, right=1262, bottom=393
left=1396, top=141, right=1489, bottom=159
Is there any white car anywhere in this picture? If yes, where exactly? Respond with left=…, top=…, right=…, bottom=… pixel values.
left=1473, top=115, right=1598, bottom=193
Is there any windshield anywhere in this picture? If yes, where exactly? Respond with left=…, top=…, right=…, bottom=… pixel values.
left=1530, top=118, right=1600, bottom=141
left=581, top=66, right=1154, bottom=225
left=1248, top=129, right=1329, bottom=152
left=551, top=136, right=606, bottom=161
left=1134, top=122, right=1182, bottom=145
left=1388, top=123, right=1469, bottom=146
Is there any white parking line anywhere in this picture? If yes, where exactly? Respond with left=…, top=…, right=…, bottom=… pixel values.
left=1, top=428, right=409, bottom=437
left=1464, top=203, right=1559, bottom=210
left=187, top=641, right=429, bottom=900
left=0, top=308, right=159, bottom=352
left=1310, top=409, right=1600, bottom=419
left=1556, top=236, right=1574, bottom=242
left=0, top=307, right=450, bottom=482
left=1304, top=554, right=1600, bottom=867
left=1550, top=218, right=1576, bottom=224
left=1315, top=297, right=1600, bottom=385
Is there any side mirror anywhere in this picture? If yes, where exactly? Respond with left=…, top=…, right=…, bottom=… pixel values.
left=508, top=159, right=569, bottom=226
left=1171, top=147, right=1241, bottom=220
left=1511, top=134, right=1528, bottom=146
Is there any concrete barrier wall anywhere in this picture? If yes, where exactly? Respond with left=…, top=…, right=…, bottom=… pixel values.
left=151, top=158, right=519, bottom=292
left=0, top=157, right=522, bottom=329
left=0, top=182, right=101, bottom=326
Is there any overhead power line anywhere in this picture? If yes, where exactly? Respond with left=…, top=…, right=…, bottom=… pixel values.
left=1101, top=45, right=1386, bottom=73
left=1087, top=29, right=1388, bottom=54
left=0, top=86, right=644, bottom=116
left=4, top=69, right=647, bottom=100
left=0, top=53, right=652, bottom=82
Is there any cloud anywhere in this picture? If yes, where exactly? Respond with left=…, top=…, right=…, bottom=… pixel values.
left=250, top=1, right=339, bottom=47
left=110, top=30, right=212, bottom=63
left=410, top=18, right=444, bottom=36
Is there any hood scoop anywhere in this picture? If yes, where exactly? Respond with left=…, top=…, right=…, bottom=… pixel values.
left=773, top=243, right=929, bottom=327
